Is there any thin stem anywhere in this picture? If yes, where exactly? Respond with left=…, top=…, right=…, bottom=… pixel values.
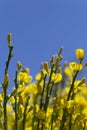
left=59, top=60, right=83, bottom=130
left=59, top=108, right=67, bottom=130
left=67, top=71, right=79, bottom=101
left=3, top=43, right=13, bottom=130
left=83, top=121, right=86, bottom=130
left=40, top=75, right=47, bottom=109
left=14, top=70, right=18, bottom=130
left=59, top=71, right=79, bottom=130
left=44, top=65, right=54, bottom=112
left=41, top=65, right=54, bottom=130
left=3, top=86, right=7, bottom=130
left=22, top=96, right=30, bottom=130
left=37, top=75, right=47, bottom=130
left=68, top=112, right=72, bottom=130
left=51, top=113, right=54, bottom=130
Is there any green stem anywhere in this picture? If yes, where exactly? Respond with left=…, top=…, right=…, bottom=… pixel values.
left=83, top=121, right=86, bottom=130
left=59, top=71, right=79, bottom=130
left=40, top=75, right=47, bottom=109
left=37, top=75, right=47, bottom=130
left=3, top=86, right=7, bottom=130
left=41, top=66, right=54, bottom=130
left=68, top=112, right=72, bottom=130
left=67, top=71, right=79, bottom=101
left=59, top=108, right=67, bottom=130
left=44, top=65, right=54, bottom=112
left=60, top=60, right=83, bottom=130
left=51, top=113, right=54, bottom=130
left=22, top=96, right=30, bottom=130
left=14, top=70, right=18, bottom=130
left=3, top=43, right=13, bottom=130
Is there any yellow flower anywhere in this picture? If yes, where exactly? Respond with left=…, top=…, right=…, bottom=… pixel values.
left=19, top=104, right=24, bottom=115
left=69, top=62, right=83, bottom=71
left=25, top=127, right=32, bottom=130
left=81, top=87, right=87, bottom=96
left=66, top=100, right=74, bottom=109
left=18, top=72, right=32, bottom=84
left=75, top=49, right=85, bottom=60
left=9, top=96, right=15, bottom=104
left=51, top=73, right=62, bottom=83
left=0, top=94, right=2, bottom=102
left=46, top=107, right=53, bottom=118
left=24, top=83, right=38, bottom=95
left=82, top=108, right=87, bottom=117
left=19, top=93, right=26, bottom=104
left=35, top=73, right=41, bottom=81
left=74, top=78, right=86, bottom=89
left=64, top=67, right=73, bottom=76
left=7, top=105, right=12, bottom=115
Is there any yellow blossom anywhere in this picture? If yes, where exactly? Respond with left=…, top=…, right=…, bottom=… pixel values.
left=35, top=73, right=41, bottom=81
left=46, top=107, right=53, bottom=118
left=75, top=48, right=85, bottom=60
left=69, top=62, right=83, bottom=71
left=51, top=73, right=62, bottom=83
left=19, top=104, right=24, bottom=115
left=64, top=66, right=73, bottom=76
left=7, top=105, right=12, bottom=115
left=25, top=127, right=32, bottom=130
left=66, top=100, right=74, bottom=109
left=18, top=72, right=32, bottom=84
left=9, top=96, right=15, bottom=104
left=0, top=94, right=2, bottom=102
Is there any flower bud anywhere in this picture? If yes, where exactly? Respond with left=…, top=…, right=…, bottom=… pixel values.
left=56, top=57, right=60, bottom=65
left=50, top=55, right=55, bottom=65
left=78, top=78, right=86, bottom=86
left=24, top=68, right=30, bottom=74
left=75, top=49, right=85, bottom=60
left=83, top=62, right=87, bottom=67
left=7, top=33, right=12, bottom=43
left=44, top=62, right=49, bottom=73
left=58, top=47, right=63, bottom=56
left=17, top=61, right=22, bottom=70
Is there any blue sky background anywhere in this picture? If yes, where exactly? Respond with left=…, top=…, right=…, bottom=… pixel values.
left=0, top=0, right=87, bottom=89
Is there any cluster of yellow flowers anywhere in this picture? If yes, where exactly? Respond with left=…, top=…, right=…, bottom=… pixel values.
left=1, top=34, right=87, bottom=130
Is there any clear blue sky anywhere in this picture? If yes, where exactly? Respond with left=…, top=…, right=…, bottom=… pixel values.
left=0, top=0, right=87, bottom=89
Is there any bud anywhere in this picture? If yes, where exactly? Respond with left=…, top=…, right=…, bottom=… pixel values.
left=58, top=47, right=63, bottom=56
left=56, top=57, right=60, bottom=65
left=44, top=62, right=49, bottom=73
left=83, top=62, right=87, bottom=67
left=40, top=62, right=43, bottom=70
left=24, top=68, right=30, bottom=74
left=75, top=49, right=85, bottom=60
left=50, top=55, right=55, bottom=65
left=78, top=78, right=86, bottom=86
left=17, top=61, right=22, bottom=70
left=57, top=67, right=61, bottom=73
left=7, top=33, right=12, bottom=43
left=59, top=55, right=63, bottom=61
